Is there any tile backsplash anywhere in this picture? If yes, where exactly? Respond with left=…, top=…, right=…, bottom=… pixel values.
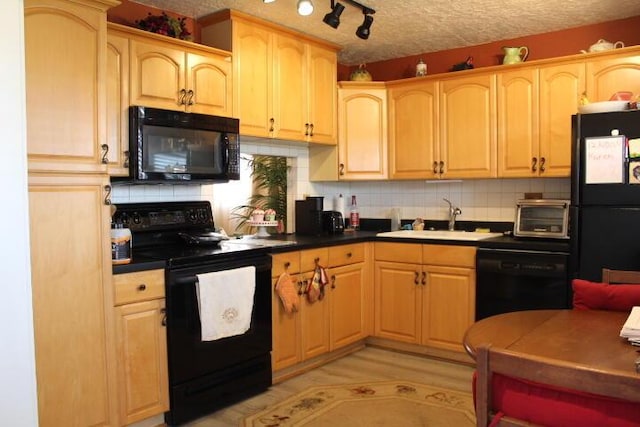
left=112, top=138, right=571, bottom=229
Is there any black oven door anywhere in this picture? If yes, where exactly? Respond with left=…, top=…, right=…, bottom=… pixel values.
left=164, top=252, right=272, bottom=425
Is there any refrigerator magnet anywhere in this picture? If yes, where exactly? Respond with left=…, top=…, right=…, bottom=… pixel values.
left=584, top=136, right=625, bottom=184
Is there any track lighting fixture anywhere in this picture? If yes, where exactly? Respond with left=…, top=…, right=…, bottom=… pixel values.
left=262, top=0, right=276, bottom=3
left=323, top=1, right=345, bottom=29
left=297, top=0, right=314, bottom=16
left=355, top=12, right=373, bottom=39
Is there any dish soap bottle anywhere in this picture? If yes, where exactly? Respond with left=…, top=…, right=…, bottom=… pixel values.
left=350, top=195, right=360, bottom=230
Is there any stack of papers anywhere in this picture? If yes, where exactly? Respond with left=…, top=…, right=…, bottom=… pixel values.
left=620, top=306, right=640, bottom=345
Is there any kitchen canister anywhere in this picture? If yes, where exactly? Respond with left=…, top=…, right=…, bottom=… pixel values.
left=111, top=222, right=132, bottom=265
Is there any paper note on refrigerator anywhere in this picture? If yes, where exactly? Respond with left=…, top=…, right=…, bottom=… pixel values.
left=584, top=136, right=625, bottom=184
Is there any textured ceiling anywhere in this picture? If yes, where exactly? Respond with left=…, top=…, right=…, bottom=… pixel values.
left=131, top=0, right=640, bottom=65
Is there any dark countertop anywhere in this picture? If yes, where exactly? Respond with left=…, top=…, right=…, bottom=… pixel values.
left=113, top=229, right=569, bottom=274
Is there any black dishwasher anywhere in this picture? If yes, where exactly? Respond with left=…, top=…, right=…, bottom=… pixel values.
left=475, top=248, right=570, bottom=320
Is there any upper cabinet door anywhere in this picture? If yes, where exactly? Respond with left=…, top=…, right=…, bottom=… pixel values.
left=185, top=52, right=232, bottom=116
left=272, top=33, right=307, bottom=140
left=25, top=0, right=110, bottom=173
left=388, top=80, right=439, bottom=179
left=539, top=61, right=584, bottom=177
left=307, top=44, right=338, bottom=145
left=440, top=74, right=497, bottom=178
left=130, top=40, right=185, bottom=111
left=106, top=32, right=130, bottom=177
left=585, top=52, right=640, bottom=102
left=234, top=21, right=272, bottom=137
left=337, top=84, right=388, bottom=180
left=497, top=67, right=539, bottom=178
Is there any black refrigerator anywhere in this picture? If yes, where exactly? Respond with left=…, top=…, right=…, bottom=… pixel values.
left=570, top=110, right=640, bottom=282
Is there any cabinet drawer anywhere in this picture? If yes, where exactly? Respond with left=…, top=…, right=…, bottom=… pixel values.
left=375, top=242, right=422, bottom=264
left=271, top=252, right=301, bottom=277
left=422, top=245, right=476, bottom=268
left=300, top=247, right=330, bottom=272
left=113, top=269, right=165, bottom=306
left=328, top=243, right=365, bottom=267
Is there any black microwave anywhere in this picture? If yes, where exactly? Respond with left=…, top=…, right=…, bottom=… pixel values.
left=117, top=106, right=240, bottom=184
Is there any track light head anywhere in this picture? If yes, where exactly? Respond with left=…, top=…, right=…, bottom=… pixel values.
left=323, top=2, right=345, bottom=28
left=297, top=0, right=314, bottom=16
left=355, top=13, right=373, bottom=39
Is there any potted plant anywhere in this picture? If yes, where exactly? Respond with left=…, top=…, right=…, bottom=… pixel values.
left=232, top=155, right=290, bottom=234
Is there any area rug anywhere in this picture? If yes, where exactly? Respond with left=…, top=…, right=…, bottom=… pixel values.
left=242, top=380, right=476, bottom=426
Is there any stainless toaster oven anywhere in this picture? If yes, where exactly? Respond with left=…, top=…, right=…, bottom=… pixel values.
left=514, top=199, right=570, bottom=239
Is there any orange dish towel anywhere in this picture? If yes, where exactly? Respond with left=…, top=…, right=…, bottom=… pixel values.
left=275, top=272, right=299, bottom=314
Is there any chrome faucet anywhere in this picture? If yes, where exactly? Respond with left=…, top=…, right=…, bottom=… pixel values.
left=443, top=198, right=462, bottom=231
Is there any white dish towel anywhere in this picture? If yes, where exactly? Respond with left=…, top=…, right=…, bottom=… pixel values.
left=195, top=266, right=256, bottom=341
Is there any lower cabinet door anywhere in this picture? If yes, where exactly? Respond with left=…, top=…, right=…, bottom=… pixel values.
left=115, top=299, right=169, bottom=425
left=329, top=263, right=366, bottom=350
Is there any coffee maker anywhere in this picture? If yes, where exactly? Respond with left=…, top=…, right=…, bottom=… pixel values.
left=295, top=196, right=324, bottom=235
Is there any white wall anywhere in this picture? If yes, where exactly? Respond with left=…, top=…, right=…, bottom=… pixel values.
left=114, top=139, right=570, bottom=228
left=1, top=0, right=39, bottom=425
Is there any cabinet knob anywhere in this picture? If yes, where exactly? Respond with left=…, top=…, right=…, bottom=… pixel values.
left=339, top=163, right=345, bottom=175
left=137, top=284, right=146, bottom=291
left=539, top=157, right=546, bottom=172
left=309, top=123, right=314, bottom=136
left=305, top=123, right=310, bottom=136
left=269, top=118, right=275, bottom=132
left=331, top=274, right=336, bottom=289
left=346, top=252, right=352, bottom=258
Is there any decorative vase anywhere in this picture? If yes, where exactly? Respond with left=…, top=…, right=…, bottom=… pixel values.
left=350, top=64, right=372, bottom=81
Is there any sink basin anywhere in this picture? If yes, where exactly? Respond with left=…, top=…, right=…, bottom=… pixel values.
left=376, top=230, right=503, bottom=241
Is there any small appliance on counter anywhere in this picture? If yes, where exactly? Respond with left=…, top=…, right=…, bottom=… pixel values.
left=322, top=211, right=344, bottom=234
left=513, top=199, right=570, bottom=239
left=295, top=196, right=324, bottom=235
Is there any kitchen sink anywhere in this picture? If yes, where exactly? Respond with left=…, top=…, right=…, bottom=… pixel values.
left=376, top=230, right=503, bottom=241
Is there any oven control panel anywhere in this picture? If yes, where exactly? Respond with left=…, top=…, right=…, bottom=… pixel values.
left=113, top=201, right=214, bottom=232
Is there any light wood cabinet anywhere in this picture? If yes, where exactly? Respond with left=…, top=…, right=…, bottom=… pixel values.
left=199, top=10, right=338, bottom=143
left=440, top=73, right=497, bottom=178
left=498, top=62, right=579, bottom=178
left=585, top=52, right=640, bottom=102
left=388, top=79, right=439, bottom=180
left=271, top=244, right=368, bottom=372
left=113, top=269, right=169, bottom=425
left=129, top=34, right=232, bottom=116
left=28, top=173, right=117, bottom=427
left=106, top=31, right=130, bottom=176
left=25, top=0, right=116, bottom=174
left=374, top=242, right=475, bottom=353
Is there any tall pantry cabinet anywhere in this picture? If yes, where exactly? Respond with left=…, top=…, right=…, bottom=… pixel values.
left=24, top=0, right=120, bottom=426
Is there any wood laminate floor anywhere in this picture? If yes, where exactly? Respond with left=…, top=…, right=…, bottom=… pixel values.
left=185, top=347, right=476, bottom=426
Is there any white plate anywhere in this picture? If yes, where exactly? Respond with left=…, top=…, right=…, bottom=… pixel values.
left=579, top=100, right=629, bottom=114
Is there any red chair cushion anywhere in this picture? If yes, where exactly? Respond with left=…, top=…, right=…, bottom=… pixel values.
left=489, top=373, right=640, bottom=427
left=572, top=279, right=640, bottom=311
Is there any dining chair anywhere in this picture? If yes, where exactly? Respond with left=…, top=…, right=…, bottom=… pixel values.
left=602, top=268, right=640, bottom=284
left=475, top=344, right=640, bottom=427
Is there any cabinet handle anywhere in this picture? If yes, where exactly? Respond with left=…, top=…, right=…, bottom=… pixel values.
left=104, top=185, right=112, bottom=205
left=161, top=308, right=166, bottom=327
left=269, top=118, right=275, bottom=132
left=539, top=157, right=546, bottom=172
left=421, top=272, right=426, bottom=285
left=101, top=144, right=109, bottom=164
left=339, top=163, right=345, bottom=176
left=432, top=161, right=438, bottom=174
left=331, top=274, right=336, bottom=289
left=439, top=161, right=444, bottom=175
left=305, top=123, right=310, bottom=136
left=531, top=157, right=538, bottom=172
left=414, top=271, right=419, bottom=285
left=186, top=89, right=195, bottom=106
left=137, top=284, right=146, bottom=291
left=309, top=123, right=314, bottom=136
left=178, top=88, right=187, bottom=105
left=123, top=150, right=130, bottom=168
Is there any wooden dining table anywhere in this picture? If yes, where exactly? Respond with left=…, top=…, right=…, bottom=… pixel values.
left=463, top=309, right=640, bottom=377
